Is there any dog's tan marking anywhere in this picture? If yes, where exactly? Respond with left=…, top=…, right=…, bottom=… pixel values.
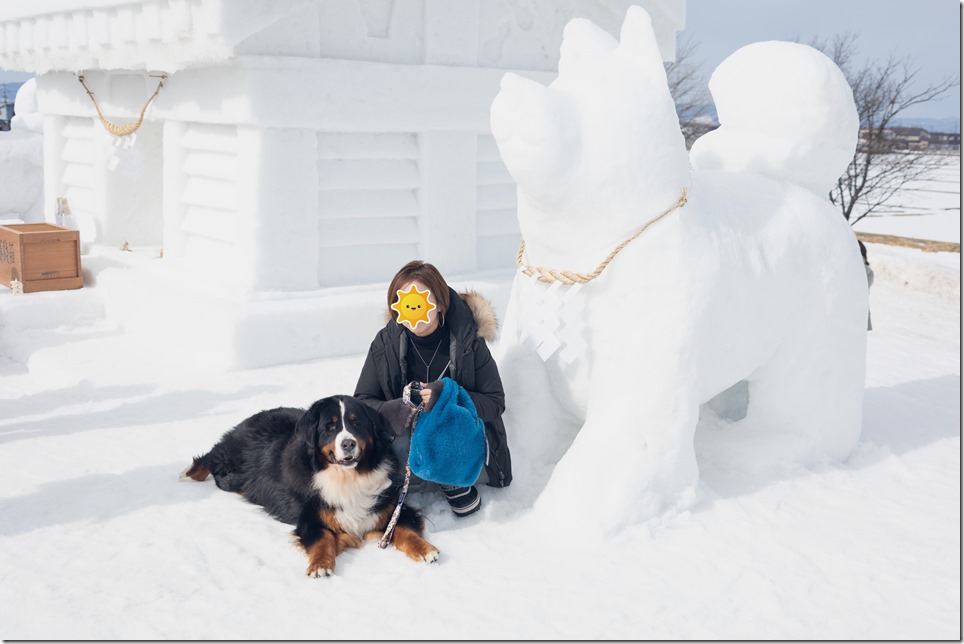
left=318, top=508, right=344, bottom=533
left=354, top=436, right=368, bottom=455
left=321, top=444, right=336, bottom=462
left=336, top=532, right=362, bottom=555
left=390, top=526, right=440, bottom=563
left=181, top=461, right=210, bottom=482
left=305, top=531, right=337, bottom=577
left=317, top=510, right=366, bottom=553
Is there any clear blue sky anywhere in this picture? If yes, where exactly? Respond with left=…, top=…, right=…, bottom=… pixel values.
left=683, top=0, right=961, bottom=120
left=0, top=70, right=31, bottom=83
left=1, top=0, right=960, bottom=119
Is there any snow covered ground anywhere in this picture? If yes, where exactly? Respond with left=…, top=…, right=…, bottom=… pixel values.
left=852, top=154, right=961, bottom=243
left=0, top=239, right=959, bottom=639
left=0, top=1, right=958, bottom=635
left=0, top=157, right=960, bottom=638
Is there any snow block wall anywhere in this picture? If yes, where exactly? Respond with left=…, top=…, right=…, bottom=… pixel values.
left=0, top=1, right=684, bottom=371
left=492, top=6, right=868, bottom=533
left=0, top=0, right=685, bottom=298
left=476, top=134, right=521, bottom=270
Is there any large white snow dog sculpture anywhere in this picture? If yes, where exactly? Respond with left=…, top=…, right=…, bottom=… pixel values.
left=490, top=6, right=868, bottom=533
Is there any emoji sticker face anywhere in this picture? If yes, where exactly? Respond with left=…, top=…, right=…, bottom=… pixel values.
left=391, top=284, right=437, bottom=330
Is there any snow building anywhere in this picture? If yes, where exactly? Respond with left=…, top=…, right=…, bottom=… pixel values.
left=0, top=0, right=684, bottom=369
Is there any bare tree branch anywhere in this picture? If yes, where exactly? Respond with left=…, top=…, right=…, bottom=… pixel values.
left=808, top=34, right=960, bottom=222
left=665, top=34, right=712, bottom=149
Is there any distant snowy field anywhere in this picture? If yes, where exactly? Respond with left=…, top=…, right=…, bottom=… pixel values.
left=852, top=155, right=961, bottom=243
left=0, top=187, right=960, bottom=638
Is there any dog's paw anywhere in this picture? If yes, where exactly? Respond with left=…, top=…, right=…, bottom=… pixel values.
left=306, top=564, right=334, bottom=578
left=391, top=528, right=441, bottom=563
left=401, top=541, right=440, bottom=563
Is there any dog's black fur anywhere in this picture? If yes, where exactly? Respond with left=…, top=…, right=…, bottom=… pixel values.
left=183, top=395, right=439, bottom=576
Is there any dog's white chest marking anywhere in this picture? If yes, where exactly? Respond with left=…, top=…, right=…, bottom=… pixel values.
left=312, top=462, right=393, bottom=537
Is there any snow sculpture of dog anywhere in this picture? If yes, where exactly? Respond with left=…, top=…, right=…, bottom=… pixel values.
left=490, top=6, right=868, bottom=533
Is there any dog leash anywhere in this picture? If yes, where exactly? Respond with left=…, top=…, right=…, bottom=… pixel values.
left=378, top=382, right=424, bottom=549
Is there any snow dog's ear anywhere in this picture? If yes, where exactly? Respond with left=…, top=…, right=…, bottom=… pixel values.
left=559, top=17, right=617, bottom=77
left=617, top=5, right=665, bottom=74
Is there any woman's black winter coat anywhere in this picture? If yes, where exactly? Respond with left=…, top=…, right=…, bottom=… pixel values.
left=354, top=288, right=512, bottom=488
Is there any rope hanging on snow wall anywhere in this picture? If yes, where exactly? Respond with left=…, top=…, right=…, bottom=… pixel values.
left=77, top=74, right=166, bottom=137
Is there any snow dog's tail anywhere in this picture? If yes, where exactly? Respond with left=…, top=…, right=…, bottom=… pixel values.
left=689, top=41, right=859, bottom=198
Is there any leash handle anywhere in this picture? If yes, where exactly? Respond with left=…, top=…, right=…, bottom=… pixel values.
left=403, top=380, right=424, bottom=408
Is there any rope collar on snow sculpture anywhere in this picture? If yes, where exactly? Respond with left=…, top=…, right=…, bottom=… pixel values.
left=516, top=187, right=688, bottom=285
left=77, top=74, right=167, bottom=137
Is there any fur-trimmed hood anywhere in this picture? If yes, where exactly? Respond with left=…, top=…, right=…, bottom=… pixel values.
left=459, top=290, right=498, bottom=341
left=381, top=289, right=499, bottom=341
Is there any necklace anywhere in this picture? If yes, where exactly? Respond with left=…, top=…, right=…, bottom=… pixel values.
left=412, top=335, right=445, bottom=383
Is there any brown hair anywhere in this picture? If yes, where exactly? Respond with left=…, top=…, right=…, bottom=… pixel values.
left=387, top=260, right=451, bottom=322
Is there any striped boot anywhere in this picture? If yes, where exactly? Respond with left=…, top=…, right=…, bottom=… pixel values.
left=441, top=484, right=481, bottom=517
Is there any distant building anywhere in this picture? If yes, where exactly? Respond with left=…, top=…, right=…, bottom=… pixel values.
left=927, top=131, right=961, bottom=152
left=890, top=127, right=931, bottom=150
left=858, top=126, right=960, bottom=152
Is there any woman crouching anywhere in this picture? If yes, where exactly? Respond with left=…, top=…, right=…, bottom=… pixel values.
left=354, top=260, right=512, bottom=516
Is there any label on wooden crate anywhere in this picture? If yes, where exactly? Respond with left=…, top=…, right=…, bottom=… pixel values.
left=0, top=240, right=14, bottom=264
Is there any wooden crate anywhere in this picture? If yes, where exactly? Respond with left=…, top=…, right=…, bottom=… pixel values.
left=0, top=223, right=83, bottom=293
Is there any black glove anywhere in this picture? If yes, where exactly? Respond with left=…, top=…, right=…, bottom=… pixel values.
left=378, top=399, right=412, bottom=437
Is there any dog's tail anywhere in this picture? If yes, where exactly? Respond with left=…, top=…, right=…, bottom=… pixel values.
left=179, top=456, right=211, bottom=482
left=689, top=41, right=858, bottom=199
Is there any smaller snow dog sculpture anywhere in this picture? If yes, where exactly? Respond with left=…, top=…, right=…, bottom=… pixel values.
left=182, top=395, right=439, bottom=577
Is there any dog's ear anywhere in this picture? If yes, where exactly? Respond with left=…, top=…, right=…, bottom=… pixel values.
left=355, top=398, right=394, bottom=445
left=296, top=400, right=324, bottom=470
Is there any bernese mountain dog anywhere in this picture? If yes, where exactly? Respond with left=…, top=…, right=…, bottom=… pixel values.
left=182, top=395, right=439, bottom=577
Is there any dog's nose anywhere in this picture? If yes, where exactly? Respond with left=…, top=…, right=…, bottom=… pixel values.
left=341, top=438, right=357, bottom=453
